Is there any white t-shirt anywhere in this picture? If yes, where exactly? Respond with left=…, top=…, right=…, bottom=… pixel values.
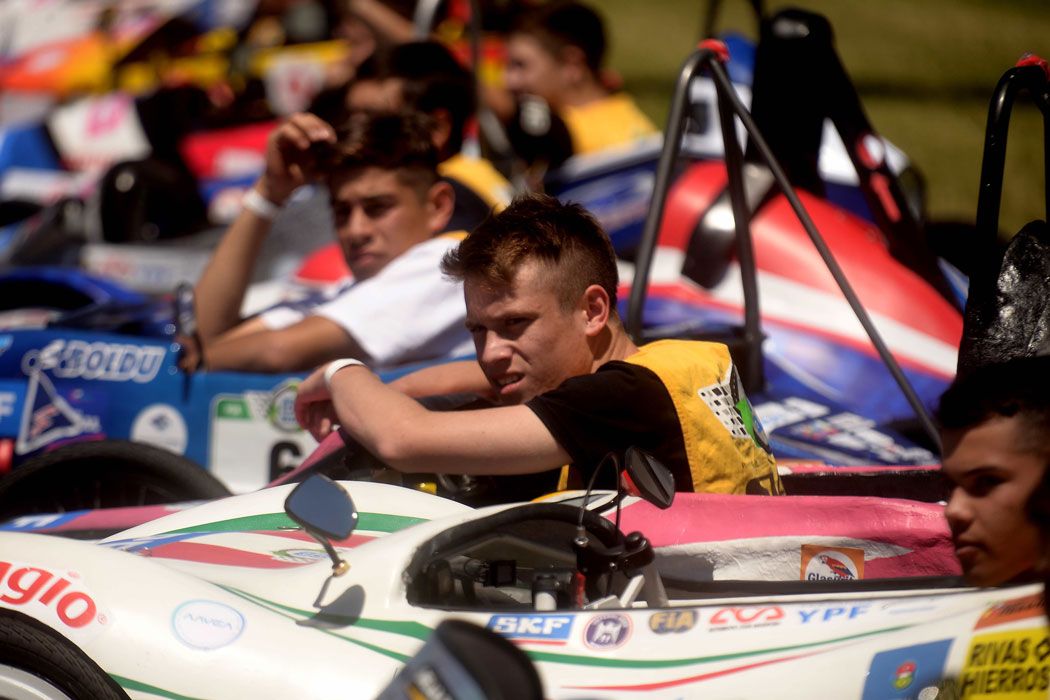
left=258, top=234, right=473, bottom=370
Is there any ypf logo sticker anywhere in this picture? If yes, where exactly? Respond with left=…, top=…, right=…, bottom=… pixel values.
left=583, top=614, right=632, bottom=650
left=172, top=600, right=245, bottom=650
left=800, top=545, right=864, bottom=581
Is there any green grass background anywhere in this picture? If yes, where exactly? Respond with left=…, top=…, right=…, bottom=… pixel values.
left=600, top=0, right=1049, bottom=237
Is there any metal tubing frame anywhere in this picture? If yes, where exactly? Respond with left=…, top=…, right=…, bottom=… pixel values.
left=627, top=46, right=942, bottom=452
left=974, top=64, right=1050, bottom=243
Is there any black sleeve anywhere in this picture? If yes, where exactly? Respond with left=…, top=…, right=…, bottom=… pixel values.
left=525, top=362, right=687, bottom=486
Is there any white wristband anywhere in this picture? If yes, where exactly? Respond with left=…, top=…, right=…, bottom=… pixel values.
left=324, top=358, right=368, bottom=388
left=242, top=188, right=282, bottom=220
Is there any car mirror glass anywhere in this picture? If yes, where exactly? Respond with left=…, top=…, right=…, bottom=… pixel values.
left=284, top=475, right=358, bottom=540
left=624, top=447, right=674, bottom=509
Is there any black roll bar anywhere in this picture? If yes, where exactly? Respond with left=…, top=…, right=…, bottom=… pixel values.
left=959, top=56, right=1050, bottom=374
left=626, top=42, right=942, bottom=452
left=974, top=59, right=1050, bottom=245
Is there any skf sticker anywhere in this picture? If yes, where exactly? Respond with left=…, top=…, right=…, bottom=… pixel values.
left=800, top=545, right=864, bottom=581
left=960, top=629, right=1050, bottom=697
left=487, top=615, right=573, bottom=644
left=975, top=592, right=1045, bottom=631
left=649, top=609, right=697, bottom=634
left=860, top=639, right=951, bottom=700
left=583, top=614, right=632, bottom=650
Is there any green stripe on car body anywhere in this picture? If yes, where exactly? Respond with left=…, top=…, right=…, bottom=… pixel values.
left=112, top=675, right=205, bottom=700
left=218, top=586, right=917, bottom=671
left=162, top=511, right=428, bottom=536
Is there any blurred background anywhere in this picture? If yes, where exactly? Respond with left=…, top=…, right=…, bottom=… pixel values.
left=1, top=0, right=1046, bottom=250
left=605, top=0, right=1050, bottom=239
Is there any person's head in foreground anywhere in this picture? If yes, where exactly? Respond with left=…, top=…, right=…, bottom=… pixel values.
left=440, top=193, right=622, bottom=405
left=504, top=1, right=607, bottom=110
left=938, top=355, right=1050, bottom=586
left=325, top=111, right=453, bottom=280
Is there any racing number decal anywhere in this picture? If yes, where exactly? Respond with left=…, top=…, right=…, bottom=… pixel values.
left=269, top=441, right=302, bottom=481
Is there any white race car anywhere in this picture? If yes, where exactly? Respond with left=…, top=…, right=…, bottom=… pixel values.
left=0, top=465, right=1043, bottom=699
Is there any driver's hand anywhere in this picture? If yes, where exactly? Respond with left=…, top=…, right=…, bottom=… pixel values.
left=258, top=112, right=337, bottom=206
left=176, top=333, right=203, bottom=373
left=295, top=365, right=339, bottom=441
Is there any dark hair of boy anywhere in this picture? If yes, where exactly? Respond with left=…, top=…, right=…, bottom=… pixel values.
left=937, top=355, right=1050, bottom=464
left=512, top=1, right=606, bottom=75
left=353, top=41, right=476, bottom=157
left=328, top=111, right=439, bottom=195
left=441, top=193, right=619, bottom=311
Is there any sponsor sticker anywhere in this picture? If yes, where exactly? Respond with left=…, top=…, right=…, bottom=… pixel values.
left=860, top=639, right=952, bottom=700
left=753, top=397, right=829, bottom=432
left=797, top=603, right=869, bottom=624
left=0, top=560, right=107, bottom=639
left=960, top=629, right=1050, bottom=698
left=487, top=614, right=574, bottom=644
left=800, top=545, right=865, bottom=581
left=271, top=548, right=328, bottom=564
left=583, top=613, right=632, bottom=650
left=172, top=600, right=245, bottom=651
left=0, top=513, right=75, bottom=532
left=21, top=340, right=165, bottom=383
left=16, top=371, right=101, bottom=455
left=130, top=404, right=188, bottom=453
left=975, top=592, right=1045, bottom=631
left=708, top=606, right=783, bottom=631
left=788, top=412, right=935, bottom=463
left=0, top=391, right=14, bottom=418
left=267, top=380, right=301, bottom=432
left=648, top=609, right=697, bottom=634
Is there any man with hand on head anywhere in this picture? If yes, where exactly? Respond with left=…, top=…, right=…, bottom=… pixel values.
left=188, top=111, right=472, bottom=373
left=295, top=194, right=781, bottom=496
left=939, top=355, right=1050, bottom=587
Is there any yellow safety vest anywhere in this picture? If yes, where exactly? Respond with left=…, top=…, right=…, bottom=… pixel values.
left=624, top=339, right=782, bottom=495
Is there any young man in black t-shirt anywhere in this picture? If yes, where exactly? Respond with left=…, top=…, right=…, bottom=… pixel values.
left=294, top=194, right=779, bottom=495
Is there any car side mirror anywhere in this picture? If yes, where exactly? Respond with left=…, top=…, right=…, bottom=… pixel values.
left=284, top=475, right=358, bottom=575
left=623, top=446, right=675, bottom=509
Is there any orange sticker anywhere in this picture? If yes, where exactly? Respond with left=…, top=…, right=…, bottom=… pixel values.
left=975, top=592, right=1046, bottom=631
left=800, top=545, right=865, bottom=581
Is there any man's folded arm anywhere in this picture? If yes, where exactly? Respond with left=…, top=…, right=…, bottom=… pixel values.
left=203, top=316, right=369, bottom=373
